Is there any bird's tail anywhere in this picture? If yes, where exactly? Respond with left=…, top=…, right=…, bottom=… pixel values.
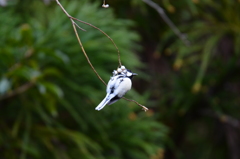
left=95, top=94, right=113, bottom=111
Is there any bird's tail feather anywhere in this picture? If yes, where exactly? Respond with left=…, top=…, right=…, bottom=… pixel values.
left=95, top=94, right=113, bottom=111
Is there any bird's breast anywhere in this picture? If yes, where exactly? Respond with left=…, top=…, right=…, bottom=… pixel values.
left=116, top=78, right=132, bottom=97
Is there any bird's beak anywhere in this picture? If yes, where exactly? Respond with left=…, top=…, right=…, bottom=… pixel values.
left=132, top=73, right=138, bottom=76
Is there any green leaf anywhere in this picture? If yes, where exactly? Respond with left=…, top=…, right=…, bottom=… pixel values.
left=40, top=81, right=63, bottom=98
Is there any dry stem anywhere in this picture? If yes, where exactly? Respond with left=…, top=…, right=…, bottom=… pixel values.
left=142, top=0, right=190, bottom=46
left=71, top=17, right=121, bottom=67
left=71, top=19, right=107, bottom=85
left=123, top=97, right=148, bottom=112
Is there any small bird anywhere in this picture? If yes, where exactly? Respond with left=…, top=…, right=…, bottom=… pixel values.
left=95, top=67, right=137, bottom=111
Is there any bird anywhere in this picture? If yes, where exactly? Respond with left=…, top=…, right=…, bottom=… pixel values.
left=95, top=67, right=137, bottom=111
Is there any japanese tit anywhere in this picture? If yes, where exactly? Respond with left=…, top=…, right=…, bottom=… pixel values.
left=95, top=68, right=137, bottom=111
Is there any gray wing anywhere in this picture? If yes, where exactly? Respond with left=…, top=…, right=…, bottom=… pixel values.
left=106, top=75, right=124, bottom=94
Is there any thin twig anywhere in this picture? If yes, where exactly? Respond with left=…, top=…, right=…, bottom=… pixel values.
left=55, top=0, right=107, bottom=84
left=71, top=20, right=107, bottom=86
left=56, top=0, right=121, bottom=66
left=142, top=0, right=190, bottom=46
left=71, top=17, right=121, bottom=67
left=122, top=97, right=148, bottom=112
left=55, top=0, right=71, bottom=17
left=72, top=21, right=86, bottom=31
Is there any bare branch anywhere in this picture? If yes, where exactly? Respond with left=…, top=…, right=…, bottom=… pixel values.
left=55, top=0, right=121, bottom=66
left=55, top=0, right=71, bottom=18
left=71, top=19, right=107, bottom=86
left=142, top=0, right=190, bottom=46
left=122, top=97, right=148, bottom=112
left=71, top=17, right=121, bottom=67
left=73, top=21, right=86, bottom=32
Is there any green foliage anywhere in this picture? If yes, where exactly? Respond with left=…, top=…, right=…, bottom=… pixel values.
left=0, top=0, right=167, bottom=159
left=153, top=0, right=240, bottom=158
left=107, top=0, right=240, bottom=158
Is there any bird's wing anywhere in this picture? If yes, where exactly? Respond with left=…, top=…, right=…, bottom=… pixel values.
left=106, top=75, right=124, bottom=94
left=96, top=76, right=121, bottom=111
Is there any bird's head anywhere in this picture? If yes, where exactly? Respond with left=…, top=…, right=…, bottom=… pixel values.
left=126, top=69, right=138, bottom=79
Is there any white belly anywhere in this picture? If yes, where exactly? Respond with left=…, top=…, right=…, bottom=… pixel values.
left=115, top=78, right=132, bottom=97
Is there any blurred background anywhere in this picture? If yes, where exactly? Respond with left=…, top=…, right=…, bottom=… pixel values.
left=0, top=0, right=240, bottom=159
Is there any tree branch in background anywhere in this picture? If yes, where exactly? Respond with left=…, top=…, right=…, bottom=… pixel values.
left=142, top=0, right=190, bottom=46
left=202, top=109, right=240, bottom=129
left=55, top=0, right=148, bottom=111
left=0, top=82, right=35, bottom=101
